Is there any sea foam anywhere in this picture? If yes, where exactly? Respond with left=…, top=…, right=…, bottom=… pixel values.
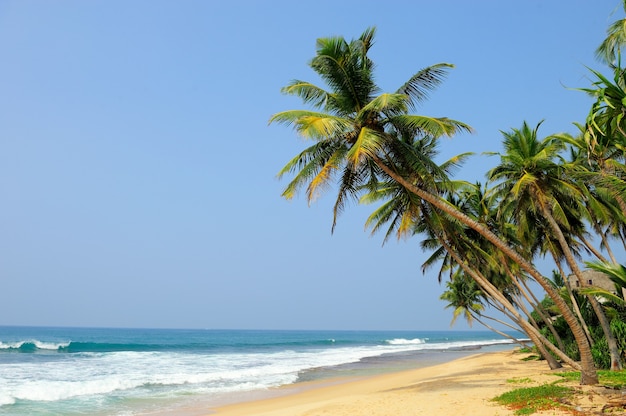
left=0, top=327, right=522, bottom=415
left=0, top=340, right=71, bottom=351
left=386, top=338, right=426, bottom=345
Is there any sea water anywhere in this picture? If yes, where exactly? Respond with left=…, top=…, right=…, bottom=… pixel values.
left=0, top=327, right=523, bottom=415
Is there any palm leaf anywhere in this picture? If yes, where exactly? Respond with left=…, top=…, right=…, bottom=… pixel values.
left=395, top=63, right=454, bottom=110
left=390, top=115, right=472, bottom=138
left=269, top=110, right=352, bottom=140
left=346, top=127, right=386, bottom=165
left=281, top=81, right=331, bottom=109
left=278, top=141, right=342, bottom=199
left=358, top=93, right=408, bottom=118
left=307, top=149, right=345, bottom=202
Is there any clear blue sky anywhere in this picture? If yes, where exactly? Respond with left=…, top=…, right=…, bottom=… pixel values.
left=0, top=1, right=620, bottom=330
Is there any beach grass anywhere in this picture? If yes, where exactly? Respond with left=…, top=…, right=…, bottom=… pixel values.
left=556, top=369, right=626, bottom=389
left=492, top=382, right=574, bottom=415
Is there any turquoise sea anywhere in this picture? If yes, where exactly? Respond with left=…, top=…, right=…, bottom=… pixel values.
left=0, top=326, right=523, bottom=415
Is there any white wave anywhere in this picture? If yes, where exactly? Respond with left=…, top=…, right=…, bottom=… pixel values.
left=33, top=340, right=71, bottom=350
left=0, top=337, right=520, bottom=408
left=409, top=338, right=519, bottom=352
left=0, top=341, right=24, bottom=349
left=386, top=338, right=426, bottom=345
left=0, top=339, right=70, bottom=350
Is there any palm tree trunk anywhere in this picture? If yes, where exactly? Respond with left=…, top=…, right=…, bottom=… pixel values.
left=518, top=275, right=572, bottom=351
left=481, top=297, right=565, bottom=369
left=509, top=270, right=565, bottom=351
left=541, top=204, right=623, bottom=371
left=600, top=229, right=619, bottom=264
left=475, top=303, right=526, bottom=333
left=582, top=232, right=609, bottom=263
left=438, top=237, right=568, bottom=370
left=552, top=254, right=594, bottom=346
left=374, top=157, right=598, bottom=383
left=470, top=313, right=531, bottom=348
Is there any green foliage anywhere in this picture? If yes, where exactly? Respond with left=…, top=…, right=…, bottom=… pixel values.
left=521, top=354, right=541, bottom=362
left=492, top=383, right=573, bottom=415
left=612, top=319, right=626, bottom=352
left=584, top=317, right=626, bottom=369
left=592, top=336, right=611, bottom=369
left=557, top=369, right=626, bottom=389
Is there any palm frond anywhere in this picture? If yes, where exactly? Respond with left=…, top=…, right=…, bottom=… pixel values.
left=390, top=115, right=472, bottom=138
left=280, top=81, right=332, bottom=109
left=395, top=63, right=454, bottom=110
left=358, top=93, right=408, bottom=118
left=277, top=141, right=343, bottom=199
left=347, top=127, right=386, bottom=165
left=269, top=110, right=352, bottom=140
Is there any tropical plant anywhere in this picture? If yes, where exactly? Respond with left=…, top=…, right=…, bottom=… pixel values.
left=487, top=121, right=623, bottom=370
left=271, top=28, right=599, bottom=384
left=596, top=0, right=626, bottom=66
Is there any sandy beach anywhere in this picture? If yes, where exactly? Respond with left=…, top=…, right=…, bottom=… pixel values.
left=210, top=350, right=590, bottom=416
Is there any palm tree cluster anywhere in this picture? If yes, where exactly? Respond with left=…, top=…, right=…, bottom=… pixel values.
left=271, top=6, right=626, bottom=386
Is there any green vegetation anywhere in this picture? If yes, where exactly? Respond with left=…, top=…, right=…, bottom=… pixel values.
left=507, top=377, right=534, bottom=384
left=557, top=370, right=626, bottom=389
left=273, top=1, right=626, bottom=386
left=492, top=384, right=573, bottom=415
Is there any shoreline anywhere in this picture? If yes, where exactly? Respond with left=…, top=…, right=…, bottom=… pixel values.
left=199, top=348, right=564, bottom=416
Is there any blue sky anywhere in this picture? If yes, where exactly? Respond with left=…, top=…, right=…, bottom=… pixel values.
left=0, top=1, right=621, bottom=330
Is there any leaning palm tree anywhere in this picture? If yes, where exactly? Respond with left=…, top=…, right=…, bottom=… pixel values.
left=440, top=273, right=529, bottom=347
left=487, top=121, right=622, bottom=370
left=271, top=28, right=599, bottom=384
left=572, top=64, right=626, bottom=224
left=558, top=128, right=626, bottom=260
left=271, top=27, right=470, bottom=229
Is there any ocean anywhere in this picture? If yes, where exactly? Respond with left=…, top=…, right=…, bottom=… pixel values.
left=0, top=326, right=523, bottom=415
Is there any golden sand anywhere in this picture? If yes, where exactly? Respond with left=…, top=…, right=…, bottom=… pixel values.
left=208, top=350, right=584, bottom=416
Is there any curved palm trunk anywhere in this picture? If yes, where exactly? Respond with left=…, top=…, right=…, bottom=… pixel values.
left=540, top=204, right=622, bottom=371
left=518, top=276, right=571, bottom=350
left=600, top=231, right=619, bottom=264
left=552, top=254, right=594, bottom=346
left=480, top=299, right=549, bottom=353
left=475, top=303, right=526, bottom=333
left=438, top=237, right=566, bottom=370
left=470, top=313, right=532, bottom=350
left=582, top=232, right=610, bottom=263
left=488, top=304, right=563, bottom=369
left=374, top=157, right=598, bottom=383
left=508, top=270, right=565, bottom=351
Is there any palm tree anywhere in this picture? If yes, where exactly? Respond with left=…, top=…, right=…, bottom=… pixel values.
left=558, top=128, right=626, bottom=261
left=576, top=66, right=626, bottom=215
left=440, top=273, right=484, bottom=326
left=487, top=121, right=622, bottom=370
left=271, top=28, right=599, bottom=384
left=440, top=273, right=530, bottom=348
left=363, top=157, right=562, bottom=356
left=596, top=0, right=626, bottom=66
left=271, top=27, right=470, bottom=230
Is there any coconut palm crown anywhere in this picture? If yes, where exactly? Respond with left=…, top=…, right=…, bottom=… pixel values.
left=269, top=27, right=471, bottom=229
